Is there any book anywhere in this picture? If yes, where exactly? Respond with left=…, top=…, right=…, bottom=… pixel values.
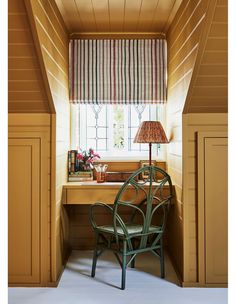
left=68, top=176, right=93, bottom=182
left=68, top=150, right=78, bottom=174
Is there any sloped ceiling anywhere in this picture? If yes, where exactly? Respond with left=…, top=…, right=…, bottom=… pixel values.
left=55, top=0, right=183, bottom=37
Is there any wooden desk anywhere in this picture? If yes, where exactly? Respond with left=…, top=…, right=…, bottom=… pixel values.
left=62, top=181, right=172, bottom=205
left=62, top=181, right=174, bottom=250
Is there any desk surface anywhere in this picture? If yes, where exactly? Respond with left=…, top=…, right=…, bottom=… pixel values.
left=63, top=181, right=159, bottom=189
left=64, top=181, right=127, bottom=188
left=62, top=181, right=172, bottom=205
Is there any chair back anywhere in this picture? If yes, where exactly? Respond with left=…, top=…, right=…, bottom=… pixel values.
left=112, top=166, right=173, bottom=249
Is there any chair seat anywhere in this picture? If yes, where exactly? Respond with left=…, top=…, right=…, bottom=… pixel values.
left=97, top=224, right=162, bottom=236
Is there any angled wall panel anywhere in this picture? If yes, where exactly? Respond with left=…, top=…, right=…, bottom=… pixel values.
left=8, top=0, right=50, bottom=113
left=184, top=0, right=228, bottom=113
left=166, top=0, right=208, bottom=281
left=24, top=0, right=70, bottom=282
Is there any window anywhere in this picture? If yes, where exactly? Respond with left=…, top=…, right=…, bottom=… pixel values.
left=71, top=104, right=165, bottom=160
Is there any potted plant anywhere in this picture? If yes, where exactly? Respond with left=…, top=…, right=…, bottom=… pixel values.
left=76, top=148, right=100, bottom=172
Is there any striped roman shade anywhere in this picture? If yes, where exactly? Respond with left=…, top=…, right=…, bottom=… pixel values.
left=69, top=39, right=167, bottom=104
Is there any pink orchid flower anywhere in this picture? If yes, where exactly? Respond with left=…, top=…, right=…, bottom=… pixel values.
left=76, top=153, right=83, bottom=160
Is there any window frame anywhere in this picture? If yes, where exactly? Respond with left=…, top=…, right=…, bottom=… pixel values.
left=70, top=104, right=166, bottom=161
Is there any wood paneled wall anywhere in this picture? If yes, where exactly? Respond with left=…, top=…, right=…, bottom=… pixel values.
left=8, top=114, right=51, bottom=286
left=166, top=0, right=228, bottom=284
left=184, top=0, right=228, bottom=113
left=165, top=0, right=208, bottom=280
left=24, top=0, right=70, bottom=282
left=182, top=113, right=227, bottom=284
left=8, top=0, right=50, bottom=113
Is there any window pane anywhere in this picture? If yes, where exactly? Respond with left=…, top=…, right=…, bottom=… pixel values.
left=74, top=103, right=161, bottom=157
left=130, top=127, right=138, bottom=138
left=97, top=127, right=107, bottom=138
left=142, top=107, right=150, bottom=121
left=141, top=143, right=149, bottom=151
left=132, top=142, right=141, bottom=151
left=87, top=127, right=96, bottom=138
left=87, top=109, right=96, bottom=126
left=97, top=107, right=107, bottom=126
left=130, top=108, right=139, bottom=126
left=113, top=105, right=125, bottom=150
left=87, top=139, right=96, bottom=149
left=97, top=139, right=107, bottom=150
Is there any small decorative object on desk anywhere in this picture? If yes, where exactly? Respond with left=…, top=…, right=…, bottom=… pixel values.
left=140, top=160, right=157, bottom=180
left=94, top=164, right=108, bottom=183
left=68, top=148, right=100, bottom=181
left=106, top=171, right=138, bottom=182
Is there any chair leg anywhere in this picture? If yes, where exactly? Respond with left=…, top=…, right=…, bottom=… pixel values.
left=91, top=233, right=99, bottom=277
left=121, top=240, right=127, bottom=290
left=131, top=255, right=135, bottom=268
left=160, top=237, right=165, bottom=278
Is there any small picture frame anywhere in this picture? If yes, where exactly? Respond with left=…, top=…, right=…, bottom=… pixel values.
left=140, top=160, right=157, bottom=180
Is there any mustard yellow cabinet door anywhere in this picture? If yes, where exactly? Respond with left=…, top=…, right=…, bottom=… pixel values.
left=205, top=137, right=228, bottom=284
left=8, top=138, right=40, bottom=284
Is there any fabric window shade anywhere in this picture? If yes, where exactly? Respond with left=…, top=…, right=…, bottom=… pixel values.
left=69, top=39, right=167, bottom=104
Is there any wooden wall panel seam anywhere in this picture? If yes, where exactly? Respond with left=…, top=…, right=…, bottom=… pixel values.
left=37, top=0, right=68, bottom=47
left=168, top=0, right=205, bottom=50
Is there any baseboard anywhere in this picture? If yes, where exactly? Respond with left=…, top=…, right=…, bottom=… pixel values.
left=46, top=270, right=64, bottom=288
left=47, top=247, right=72, bottom=287
left=9, top=283, right=48, bottom=287
left=182, top=282, right=228, bottom=288
left=9, top=248, right=72, bottom=288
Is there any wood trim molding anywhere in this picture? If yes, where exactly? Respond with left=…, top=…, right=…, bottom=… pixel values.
left=50, top=113, right=57, bottom=282
left=182, top=282, right=228, bottom=288
left=197, top=131, right=228, bottom=286
left=24, top=0, right=56, bottom=113
left=70, top=32, right=166, bottom=40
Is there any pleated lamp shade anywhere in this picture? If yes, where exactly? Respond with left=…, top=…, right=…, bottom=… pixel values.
left=134, top=121, right=168, bottom=166
left=134, top=121, right=168, bottom=144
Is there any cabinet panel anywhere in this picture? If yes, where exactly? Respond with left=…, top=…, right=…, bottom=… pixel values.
left=205, top=137, right=228, bottom=284
left=8, top=138, right=40, bottom=283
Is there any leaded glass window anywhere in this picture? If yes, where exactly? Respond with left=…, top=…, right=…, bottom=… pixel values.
left=71, top=104, right=164, bottom=159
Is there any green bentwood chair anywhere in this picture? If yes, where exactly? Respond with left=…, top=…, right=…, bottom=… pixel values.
left=89, top=166, right=173, bottom=290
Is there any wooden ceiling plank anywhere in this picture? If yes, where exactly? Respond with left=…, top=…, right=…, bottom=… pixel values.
left=75, top=0, right=97, bottom=32
left=151, top=0, right=176, bottom=32
left=136, top=0, right=159, bottom=32
left=163, top=0, right=183, bottom=32
left=55, top=0, right=182, bottom=35
left=55, top=0, right=84, bottom=33
left=123, top=0, right=142, bottom=32
left=92, top=0, right=110, bottom=32
left=108, top=0, right=125, bottom=32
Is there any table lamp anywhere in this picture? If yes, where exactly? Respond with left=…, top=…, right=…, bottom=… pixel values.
left=133, top=121, right=169, bottom=166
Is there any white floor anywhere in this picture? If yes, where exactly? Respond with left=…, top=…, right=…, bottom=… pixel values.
left=9, top=250, right=227, bottom=304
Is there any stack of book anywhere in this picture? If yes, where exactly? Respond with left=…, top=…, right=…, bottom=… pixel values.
left=68, top=150, right=93, bottom=181
left=68, top=150, right=78, bottom=174
left=68, top=171, right=93, bottom=182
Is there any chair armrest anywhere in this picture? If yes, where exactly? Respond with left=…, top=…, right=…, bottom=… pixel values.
left=89, top=202, right=129, bottom=238
left=89, top=202, right=114, bottom=229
